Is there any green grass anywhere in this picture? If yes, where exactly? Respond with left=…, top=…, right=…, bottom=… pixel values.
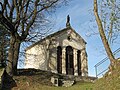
left=36, top=82, right=93, bottom=90
left=6, top=61, right=120, bottom=90
left=12, top=81, right=94, bottom=90
left=48, top=83, right=93, bottom=90
left=12, top=69, right=94, bottom=90
left=94, top=60, right=120, bottom=90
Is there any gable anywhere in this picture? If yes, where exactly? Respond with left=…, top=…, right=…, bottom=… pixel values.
left=25, top=27, right=86, bottom=51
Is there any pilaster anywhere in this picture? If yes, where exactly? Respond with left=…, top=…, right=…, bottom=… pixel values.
left=74, top=49, right=78, bottom=76
left=62, top=47, right=66, bottom=74
left=81, top=49, right=88, bottom=76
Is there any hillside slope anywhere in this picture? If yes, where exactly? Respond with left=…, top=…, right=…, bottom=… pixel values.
left=2, top=69, right=94, bottom=90
left=94, top=60, right=120, bottom=90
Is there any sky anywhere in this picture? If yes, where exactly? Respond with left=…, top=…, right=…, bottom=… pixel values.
left=18, top=0, right=120, bottom=77
left=48, top=0, right=114, bottom=77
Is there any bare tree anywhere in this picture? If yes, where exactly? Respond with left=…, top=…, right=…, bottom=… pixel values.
left=0, top=24, right=9, bottom=67
left=0, top=0, right=69, bottom=76
left=94, top=0, right=116, bottom=65
left=99, top=0, right=120, bottom=45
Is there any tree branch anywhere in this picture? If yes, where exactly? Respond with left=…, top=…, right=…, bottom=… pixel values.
left=94, top=0, right=115, bottom=64
left=2, top=0, right=8, bottom=14
left=0, top=12, right=15, bottom=35
left=0, top=2, right=3, bottom=13
left=37, top=0, right=59, bottom=13
left=9, top=0, right=15, bottom=22
left=20, top=0, right=38, bottom=40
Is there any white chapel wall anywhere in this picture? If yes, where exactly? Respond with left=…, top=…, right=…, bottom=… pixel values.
left=24, top=43, right=48, bottom=70
left=24, top=28, right=88, bottom=76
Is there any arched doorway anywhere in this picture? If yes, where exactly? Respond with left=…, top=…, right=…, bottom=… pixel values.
left=77, top=50, right=82, bottom=76
left=66, top=46, right=74, bottom=75
left=57, top=46, right=62, bottom=74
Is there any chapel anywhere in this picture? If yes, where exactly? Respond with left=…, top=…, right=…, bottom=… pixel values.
left=25, top=15, right=88, bottom=76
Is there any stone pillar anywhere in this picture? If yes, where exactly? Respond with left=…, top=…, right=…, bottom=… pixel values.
left=81, top=49, right=88, bottom=77
left=74, top=49, right=78, bottom=76
left=62, top=47, right=66, bottom=74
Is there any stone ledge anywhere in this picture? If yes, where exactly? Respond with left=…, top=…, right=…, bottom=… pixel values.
left=62, top=80, right=75, bottom=87
left=51, top=76, right=75, bottom=87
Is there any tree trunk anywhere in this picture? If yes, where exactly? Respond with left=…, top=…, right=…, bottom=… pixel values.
left=94, top=0, right=115, bottom=65
left=6, top=35, right=21, bottom=76
left=13, top=41, right=21, bottom=75
left=0, top=48, right=4, bottom=66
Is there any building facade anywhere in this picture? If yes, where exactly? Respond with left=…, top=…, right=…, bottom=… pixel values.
left=25, top=16, right=88, bottom=76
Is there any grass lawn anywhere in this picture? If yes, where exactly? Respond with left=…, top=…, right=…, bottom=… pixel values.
left=13, top=81, right=94, bottom=90
left=36, top=82, right=94, bottom=90
left=11, top=69, right=95, bottom=90
left=10, top=69, right=94, bottom=90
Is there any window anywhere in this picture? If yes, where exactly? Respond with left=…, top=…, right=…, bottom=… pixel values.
left=67, top=36, right=71, bottom=41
